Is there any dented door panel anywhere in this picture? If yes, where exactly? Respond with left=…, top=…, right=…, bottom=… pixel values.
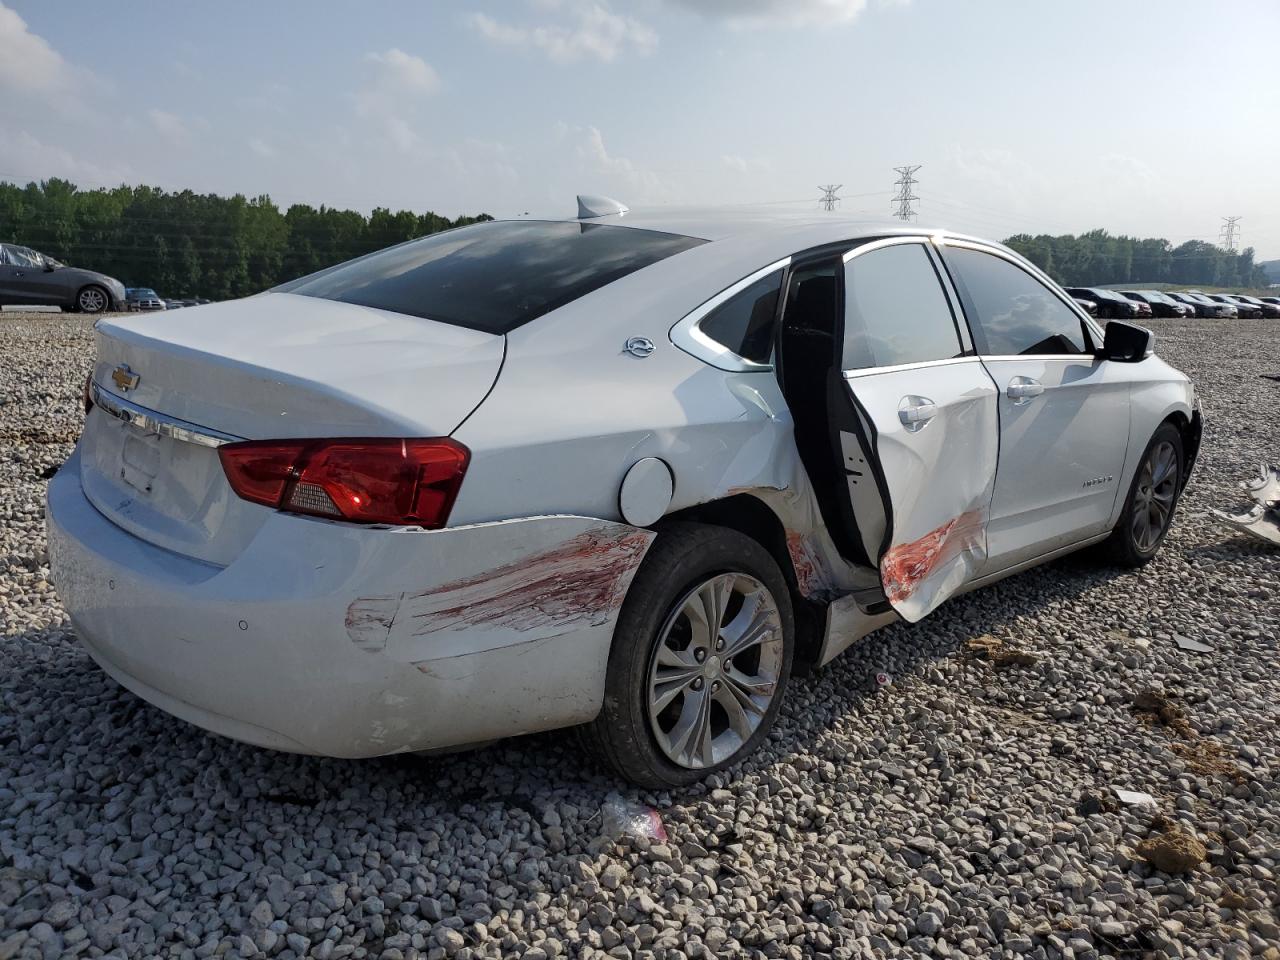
left=844, top=359, right=999, bottom=621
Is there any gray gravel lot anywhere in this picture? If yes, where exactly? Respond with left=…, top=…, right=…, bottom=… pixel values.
left=1, top=311, right=1277, bottom=960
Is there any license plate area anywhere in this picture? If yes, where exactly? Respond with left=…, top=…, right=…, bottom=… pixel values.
left=120, top=431, right=160, bottom=494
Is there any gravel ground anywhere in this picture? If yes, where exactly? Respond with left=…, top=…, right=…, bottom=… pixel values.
left=1, top=311, right=1277, bottom=960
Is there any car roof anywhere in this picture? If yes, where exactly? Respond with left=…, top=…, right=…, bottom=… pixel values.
left=508, top=204, right=992, bottom=248
left=492, top=206, right=1029, bottom=293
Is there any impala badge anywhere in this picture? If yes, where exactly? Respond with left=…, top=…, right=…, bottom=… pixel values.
left=111, top=365, right=140, bottom=392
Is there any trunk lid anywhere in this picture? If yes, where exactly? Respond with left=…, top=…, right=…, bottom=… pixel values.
left=80, top=292, right=504, bottom=564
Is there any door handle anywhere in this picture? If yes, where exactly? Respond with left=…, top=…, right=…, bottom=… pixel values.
left=13, top=271, right=24, bottom=278
left=1007, top=376, right=1044, bottom=404
left=898, top=395, right=937, bottom=431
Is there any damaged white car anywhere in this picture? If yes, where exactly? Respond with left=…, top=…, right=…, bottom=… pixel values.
left=48, top=198, right=1201, bottom=786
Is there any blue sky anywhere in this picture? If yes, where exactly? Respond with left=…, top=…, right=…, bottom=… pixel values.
left=3, top=0, right=1279, bottom=256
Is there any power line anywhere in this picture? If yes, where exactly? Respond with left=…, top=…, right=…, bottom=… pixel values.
left=891, top=165, right=922, bottom=221
left=817, top=185, right=842, bottom=212
left=1220, top=216, right=1242, bottom=252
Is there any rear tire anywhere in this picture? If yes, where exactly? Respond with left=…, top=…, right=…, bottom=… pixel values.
left=584, top=522, right=794, bottom=788
left=1103, top=422, right=1183, bottom=567
left=76, top=285, right=109, bottom=314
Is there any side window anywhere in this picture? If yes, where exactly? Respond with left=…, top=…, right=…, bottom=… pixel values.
left=0, top=246, right=9, bottom=265
left=699, top=268, right=784, bottom=365
left=946, top=247, right=1088, bottom=356
left=842, top=242, right=962, bottom=369
left=9, top=247, right=39, bottom=268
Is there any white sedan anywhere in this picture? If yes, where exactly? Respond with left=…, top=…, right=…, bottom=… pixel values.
left=47, top=198, right=1201, bottom=786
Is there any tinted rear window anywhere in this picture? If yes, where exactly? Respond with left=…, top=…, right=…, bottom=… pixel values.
left=274, top=219, right=706, bottom=334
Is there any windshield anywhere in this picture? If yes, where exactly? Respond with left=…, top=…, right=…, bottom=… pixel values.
left=274, top=219, right=707, bottom=334
left=130, top=288, right=159, bottom=298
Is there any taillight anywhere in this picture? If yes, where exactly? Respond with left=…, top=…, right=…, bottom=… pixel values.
left=83, top=373, right=94, bottom=415
left=218, top=438, right=469, bottom=528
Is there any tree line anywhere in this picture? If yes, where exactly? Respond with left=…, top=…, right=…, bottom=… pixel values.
left=0, top=178, right=491, bottom=300
left=1003, top=229, right=1269, bottom=289
left=1, top=179, right=1269, bottom=298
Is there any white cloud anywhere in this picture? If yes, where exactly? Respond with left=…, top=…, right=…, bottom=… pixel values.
left=468, top=2, right=657, bottom=63
left=575, top=125, right=666, bottom=200
left=248, top=137, right=277, bottom=159
left=721, top=154, right=771, bottom=175
left=355, top=49, right=440, bottom=153
left=0, top=130, right=131, bottom=185
left=148, top=108, right=189, bottom=145
left=0, top=1, right=71, bottom=96
left=364, top=48, right=440, bottom=96
left=668, top=0, right=893, bottom=27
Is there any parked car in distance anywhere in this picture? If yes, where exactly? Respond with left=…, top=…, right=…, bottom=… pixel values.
left=1168, top=292, right=1235, bottom=318
left=48, top=201, right=1202, bottom=786
left=1223, top=294, right=1279, bottom=319
left=1073, top=297, right=1098, bottom=317
left=125, top=288, right=167, bottom=311
left=1260, top=296, right=1280, bottom=307
left=0, top=243, right=127, bottom=313
left=164, top=299, right=186, bottom=310
left=1206, top=294, right=1262, bottom=319
left=1120, top=290, right=1192, bottom=319
left=1064, top=286, right=1145, bottom=319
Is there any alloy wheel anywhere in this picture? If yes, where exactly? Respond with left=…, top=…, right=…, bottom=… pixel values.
left=646, top=572, right=784, bottom=769
left=78, top=288, right=107, bottom=312
left=1131, top=439, right=1178, bottom=552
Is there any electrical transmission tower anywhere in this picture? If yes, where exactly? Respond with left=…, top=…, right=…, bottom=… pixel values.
left=891, top=165, right=922, bottom=221
left=817, top=184, right=842, bottom=211
left=1220, top=216, right=1242, bottom=252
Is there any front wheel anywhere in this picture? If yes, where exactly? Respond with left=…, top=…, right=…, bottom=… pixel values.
left=76, top=285, right=110, bottom=313
left=1104, top=423, right=1183, bottom=567
left=584, top=522, right=794, bottom=788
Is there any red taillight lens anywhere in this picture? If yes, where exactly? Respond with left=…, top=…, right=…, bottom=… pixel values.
left=218, top=438, right=469, bottom=528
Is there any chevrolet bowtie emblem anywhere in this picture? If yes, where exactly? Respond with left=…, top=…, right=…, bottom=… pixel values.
left=111, top=365, right=140, bottom=392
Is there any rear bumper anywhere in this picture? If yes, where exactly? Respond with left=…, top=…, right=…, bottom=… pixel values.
left=47, top=449, right=654, bottom=757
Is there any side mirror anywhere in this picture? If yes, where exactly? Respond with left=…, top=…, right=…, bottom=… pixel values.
left=43, top=261, right=56, bottom=272
left=1099, top=320, right=1154, bottom=363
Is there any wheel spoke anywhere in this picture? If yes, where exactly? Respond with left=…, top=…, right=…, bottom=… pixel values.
left=666, top=686, right=714, bottom=767
left=684, top=576, right=730, bottom=648
left=713, top=681, right=756, bottom=741
left=721, top=593, right=774, bottom=660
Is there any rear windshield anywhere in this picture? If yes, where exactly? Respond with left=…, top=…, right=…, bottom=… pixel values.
left=274, top=219, right=706, bottom=334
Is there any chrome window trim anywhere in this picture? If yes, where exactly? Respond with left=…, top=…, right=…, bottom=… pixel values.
left=669, top=256, right=790, bottom=372
left=843, top=355, right=983, bottom=380
left=977, top=354, right=1099, bottom=362
left=933, top=236, right=1107, bottom=347
left=840, top=235, right=930, bottom=263
left=91, top=383, right=242, bottom=448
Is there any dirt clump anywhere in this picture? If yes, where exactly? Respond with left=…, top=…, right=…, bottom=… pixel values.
left=1135, top=825, right=1207, bottom=874
left=1132, top=688, right=1195, bottom=738
left=1171, top=739, right=1248, bottom=784
left=967, top=633, right=1039, bottom=670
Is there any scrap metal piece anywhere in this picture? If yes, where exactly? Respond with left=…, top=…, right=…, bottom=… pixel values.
left=1213, top=463, right=1280, bottom=546
left=1172, top=633, right=1214, bottom=654
left=1242, top=462, right=1280, bottom=507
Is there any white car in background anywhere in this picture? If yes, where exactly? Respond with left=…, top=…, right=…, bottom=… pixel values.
left=48, top=197, right=1201, bottom=787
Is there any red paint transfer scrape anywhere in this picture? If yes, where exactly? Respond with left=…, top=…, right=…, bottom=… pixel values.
left=880, top=510, right=985, bottom=604
left=785, top=531, right=831, bottom=598
left=344, top=526, right=654, bottom=652
left=407, top=528, right=652, bottom=635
